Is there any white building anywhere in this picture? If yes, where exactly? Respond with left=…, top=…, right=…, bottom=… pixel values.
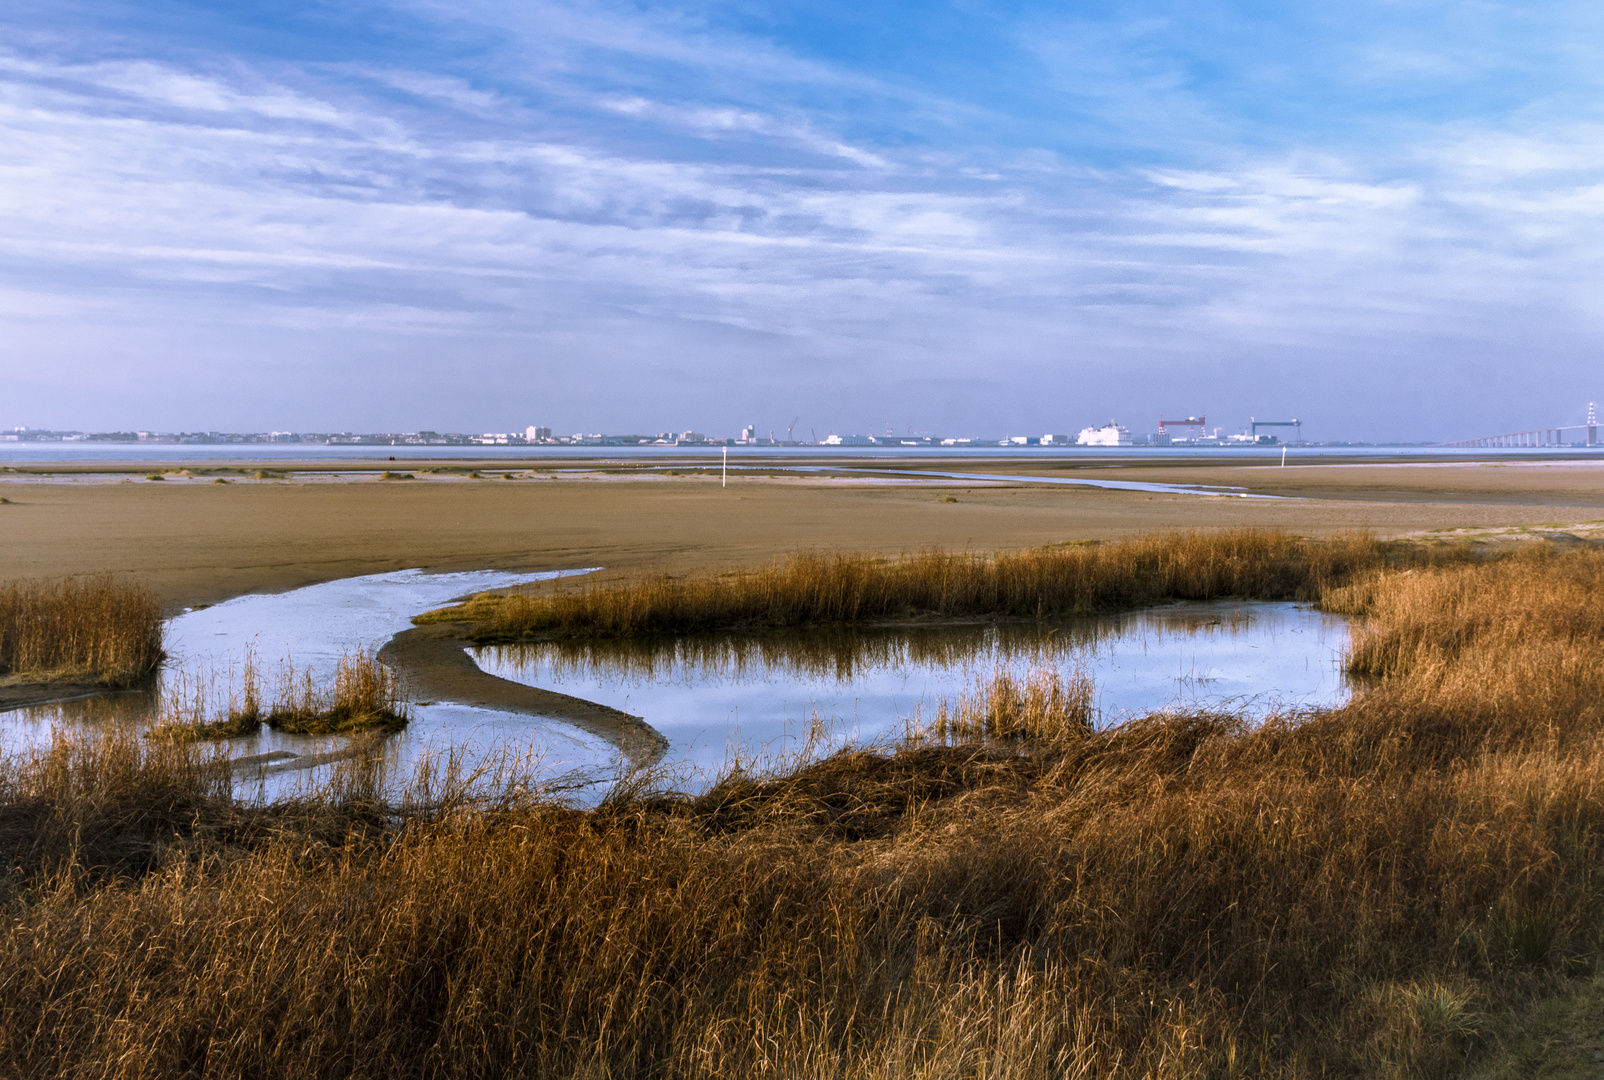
left=526, top=425, right=552, bottom=442
left=1076, top=422, right=1133, bottom=447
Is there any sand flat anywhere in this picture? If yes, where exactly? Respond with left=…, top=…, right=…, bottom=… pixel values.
left=4, top=457, right=1603, bottom=609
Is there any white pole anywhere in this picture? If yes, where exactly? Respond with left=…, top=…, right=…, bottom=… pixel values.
left=722, top=445, right=727, bottom=488
left=1281, top=445, right=1287, bottom=467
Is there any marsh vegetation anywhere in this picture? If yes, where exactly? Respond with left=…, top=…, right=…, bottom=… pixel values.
left=265, top=649, right=409, bottom=734
left=146, top=648, right=408, bottom=740
left=436, top=529, right=1464, bottom=641
left=6, top=535, right=1603, bottom=1076
left=0, top=577, right=162, bottom=686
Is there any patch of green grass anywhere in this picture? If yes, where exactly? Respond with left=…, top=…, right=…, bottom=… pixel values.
left=144, top=473, right=165, bottom=481
left=1467, top=973, right=1604, bottom=1079
left=379, top=471, right=415, bottom=481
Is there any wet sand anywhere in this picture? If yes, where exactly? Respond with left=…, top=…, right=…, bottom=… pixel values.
left=3, top=456, right=1603, bottom=610
left=0, top=674, right=145, bottom=713
left=379, top=624, right=668, bottom=767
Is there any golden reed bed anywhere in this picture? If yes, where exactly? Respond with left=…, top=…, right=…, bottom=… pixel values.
left=0, top=576, right=162, bottom=686
left=433, top=528, right=1459, bottom=640
left=4, top=535, right=1603, bottom=1077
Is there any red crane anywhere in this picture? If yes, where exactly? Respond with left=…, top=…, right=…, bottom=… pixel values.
left=1158, top=415, right=1206, bottom=434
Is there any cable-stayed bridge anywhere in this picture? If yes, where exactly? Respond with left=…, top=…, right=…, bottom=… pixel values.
left=1442, top=405, right=1600, bottom=448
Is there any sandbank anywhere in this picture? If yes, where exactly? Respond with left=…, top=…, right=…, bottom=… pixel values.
left=2, top=455, right=1602, bottom=612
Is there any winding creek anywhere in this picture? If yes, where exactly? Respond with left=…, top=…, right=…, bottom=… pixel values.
left=0, top=569, right=1358, bottom=798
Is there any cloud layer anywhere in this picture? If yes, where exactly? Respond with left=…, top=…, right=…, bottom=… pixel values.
left=4, top=0, right=1604, bottom=439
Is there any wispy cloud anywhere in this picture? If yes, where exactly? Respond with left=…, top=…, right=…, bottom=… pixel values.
left=3, top=1, right=1604, bottom=436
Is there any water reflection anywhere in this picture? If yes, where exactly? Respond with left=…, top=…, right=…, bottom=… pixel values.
left=475, top=600, right=1354, bottom=775
left=1, top=589, right=1354, bottom=799
left=484, top=605, right=1265, bottom=685
left=0, top=567, right=616, bottom=799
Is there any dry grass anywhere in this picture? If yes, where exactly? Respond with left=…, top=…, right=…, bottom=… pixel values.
left=0, top=576, right=163, bottom=685
left=266, top=649, right=410, bottom=734
left=907, top=665, right=1097, bottom=744
left=8, top=537, right=1604, bottom=1077
left=146, top=647, right=263, bottom=742
left=439, top=529, right=1456, bottom=641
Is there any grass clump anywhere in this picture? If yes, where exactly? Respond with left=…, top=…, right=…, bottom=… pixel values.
left=0, top=577, right=162, bottom=685
left=379, top=471, right=415, bottom=481
left=265, top=650, right=409, bottom=734
left=910, top=665, right=1095, bottom=744
left=146, top=648, right=263, bottom=742
left=439, top=528, right=1459, bottom=641
left=143, top=473, right=164, bottom=481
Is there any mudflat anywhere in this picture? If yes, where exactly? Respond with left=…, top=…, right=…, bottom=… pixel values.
left=2, top=457, right=1602, bottom=609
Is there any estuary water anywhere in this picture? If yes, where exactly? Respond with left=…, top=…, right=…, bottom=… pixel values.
left=475, top=601, right=1352, bottom=776
left=0, top=570, right=1355, bottom=797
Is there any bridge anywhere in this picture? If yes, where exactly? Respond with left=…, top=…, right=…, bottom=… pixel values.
left=1444, top=428, right=1577, bottom=448
left=1443, top=404, right=1599, bottom=448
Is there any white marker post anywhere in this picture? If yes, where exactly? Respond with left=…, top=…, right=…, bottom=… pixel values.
left=1281, top=445, right=1287, bottom=467
left=722, top=445, right=728, bottom=488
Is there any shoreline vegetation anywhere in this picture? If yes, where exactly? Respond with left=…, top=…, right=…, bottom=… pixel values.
left=148, top=649, right=410, bottom=742
left=7, top=533, right=1604, bottom=1074
left=422, top=529, right=1477, bottom=642
left=0, top=576, right=162, bottom=688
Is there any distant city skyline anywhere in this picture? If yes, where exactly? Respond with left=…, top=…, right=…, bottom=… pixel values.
left=5, top=1, right=1604, bottom=440
left=9, top=412, right=1600, bottom=448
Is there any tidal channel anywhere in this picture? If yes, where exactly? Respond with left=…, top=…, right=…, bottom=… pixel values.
left=1, top=571, right=1357, bottom=798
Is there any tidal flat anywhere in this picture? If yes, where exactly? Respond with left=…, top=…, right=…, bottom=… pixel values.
left=6, top=460, right=1604, bottom=1077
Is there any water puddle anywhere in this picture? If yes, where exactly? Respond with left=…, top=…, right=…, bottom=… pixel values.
left=475, top=600, right=1352, bottom=776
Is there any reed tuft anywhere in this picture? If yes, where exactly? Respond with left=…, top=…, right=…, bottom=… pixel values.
left=146, top=646, right=263, bottom=742
left=909, top=664, right=1097, bottom=744
left=0, top=576, right=162, bottom=685
left=266, top=648, right=410, bottom=734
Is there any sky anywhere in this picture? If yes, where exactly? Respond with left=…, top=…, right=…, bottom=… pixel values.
left=3, top=0, right=1604, bottom=441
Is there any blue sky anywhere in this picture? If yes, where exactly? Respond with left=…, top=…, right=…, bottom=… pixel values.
left=3, top=0, right=1604, bottom=440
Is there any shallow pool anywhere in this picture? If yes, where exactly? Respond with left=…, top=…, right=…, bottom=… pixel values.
left=475, top=600, right=1354, bottom=777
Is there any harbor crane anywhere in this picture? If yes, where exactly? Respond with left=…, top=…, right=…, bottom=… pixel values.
left=1250, top=418, right=1303, bottom=442
left=1158, top=415, right=1206, bottom=435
